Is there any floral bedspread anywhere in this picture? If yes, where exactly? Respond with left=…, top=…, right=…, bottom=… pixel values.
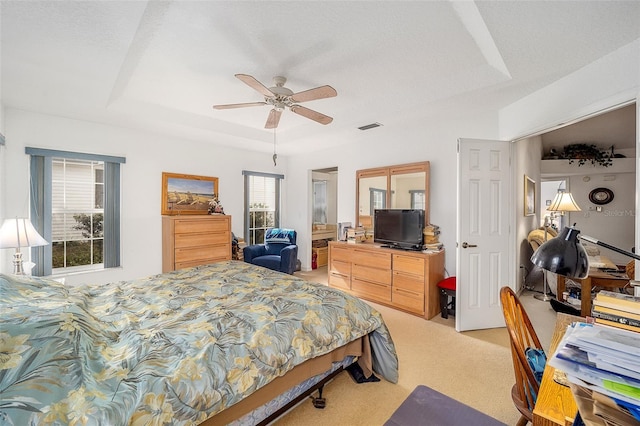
left=0, top=261, right=398, bottom=425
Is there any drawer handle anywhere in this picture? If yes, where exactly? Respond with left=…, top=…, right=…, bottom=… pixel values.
left=394, top=287, right=420, bottom=296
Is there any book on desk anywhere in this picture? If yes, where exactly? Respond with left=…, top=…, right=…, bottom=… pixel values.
left=592, top=290, right=640, bottom=333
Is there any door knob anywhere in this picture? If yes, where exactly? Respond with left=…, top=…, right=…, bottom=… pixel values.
left=462, top=242, right=477, bottom=248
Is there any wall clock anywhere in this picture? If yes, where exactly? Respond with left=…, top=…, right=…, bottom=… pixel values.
left=588, top=187, right=614, bottom=205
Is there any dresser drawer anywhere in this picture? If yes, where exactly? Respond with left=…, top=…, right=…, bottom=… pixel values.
left=175, top=218, right=229, bottom=234
left=330, top=246, right=353, bottom=263
left=393, top=271, right=424, bottom=294
left=392, top=287, right=424, bottom=314
left=175, top=258, right=217, bottom=270
left=330, top=259, right=351, bottom=276
left=353, top=249, right=391, bottom=269
left=175, top=231, right=230, bottom=248
left=175, top=244, right=230, bottom=264
left=353, top=264, right=391, bottom=285
left=329, top=273, right=350, bottom=291
left=393, top=254, right=425, bottom=276
left=352, top=278, right=391, bottom=303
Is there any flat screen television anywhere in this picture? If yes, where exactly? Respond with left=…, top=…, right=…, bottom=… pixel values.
left=374, top=209, right=425, bottom=251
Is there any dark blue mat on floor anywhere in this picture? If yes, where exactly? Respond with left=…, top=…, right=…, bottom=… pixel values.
left=384, top=385, right=507, bottom=426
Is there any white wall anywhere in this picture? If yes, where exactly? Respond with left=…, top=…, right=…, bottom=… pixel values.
left=564, top=172, right=636, bottom=265
left=288, top=109, right=500, bottom=275
left=513, top=136, right=543, bottom=291
left=500, top=39, right=640, bottom=140
left=0, top=103, right=5, bottom=270
left=2, top=109, right=282, bottom=284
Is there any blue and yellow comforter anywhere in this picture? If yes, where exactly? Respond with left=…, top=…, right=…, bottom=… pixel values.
left=0, top=261, right=398, bottom=425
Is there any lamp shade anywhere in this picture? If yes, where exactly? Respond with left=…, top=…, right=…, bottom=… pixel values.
left=530, top=226, right=589, bottom=279
left=548, top=190, right=581, bottom=212
left=0, top=218, right=48, bottom=249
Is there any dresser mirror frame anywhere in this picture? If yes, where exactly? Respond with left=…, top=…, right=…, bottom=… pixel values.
left=356, top=161, right=430, bottom=229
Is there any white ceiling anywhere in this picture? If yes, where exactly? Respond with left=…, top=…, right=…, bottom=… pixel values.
left=2, top=1, right=639, bottom=155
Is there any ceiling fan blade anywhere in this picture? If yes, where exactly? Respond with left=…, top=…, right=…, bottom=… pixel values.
left=290, top=85, right=337, bottom=103
left=290, top=105, right=333, bottom=125
left=235, top=74, right=275, bottom=98
left=265, top=109, right=282, bottom=129
left=213, top=101, right=267, bottom=110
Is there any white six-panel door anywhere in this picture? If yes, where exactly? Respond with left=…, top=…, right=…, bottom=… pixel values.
left=457, top=138, right=513, bottom=331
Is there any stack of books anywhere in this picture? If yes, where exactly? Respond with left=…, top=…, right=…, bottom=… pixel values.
left=346, top=226, right=366, bottom=244
left=423, top=224, right=443, bottom=252
left=592, top=290, right=640, bottom=333
left=549, top=321, right=640, bottom=424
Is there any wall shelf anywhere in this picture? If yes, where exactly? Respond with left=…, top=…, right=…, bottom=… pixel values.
left=541, top=158, right=635, bottom=177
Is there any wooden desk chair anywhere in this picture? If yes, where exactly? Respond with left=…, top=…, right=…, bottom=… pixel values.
left=500, top=286, right=545, bottom=426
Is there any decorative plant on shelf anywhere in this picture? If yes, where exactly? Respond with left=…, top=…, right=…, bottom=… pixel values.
left=560, top=143, right=613, bottom=167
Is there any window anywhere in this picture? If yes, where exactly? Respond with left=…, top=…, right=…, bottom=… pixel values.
left=27, top=148, right=125, bottom=276
left=369, top=188, right=386, bottom=214
left=243, top=171, right=283, bottom=245
left=51, top=158, right=104, bottom=271
left=410, top=190, right=425, bottom=210
left=313, top=180, right=327, bottom=224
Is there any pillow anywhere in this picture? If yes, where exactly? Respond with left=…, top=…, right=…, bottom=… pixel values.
left=525, top=347, right=547, bottom=384
left=525, top=346, right=547, bottom=408
left=265, top=228, right=295, bottom=244
left=0, top=273, right=70, bottom=303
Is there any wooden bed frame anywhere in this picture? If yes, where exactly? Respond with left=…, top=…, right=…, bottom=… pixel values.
left=200, top=336, right=371, bottom=425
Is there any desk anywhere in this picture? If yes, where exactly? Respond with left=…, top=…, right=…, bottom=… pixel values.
left=557, top=271, right=629, bottom=317
left=533, top=313, right=582, bottom=426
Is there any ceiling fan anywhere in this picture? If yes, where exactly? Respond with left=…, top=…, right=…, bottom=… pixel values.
left=213, top=74, right=337, bottom=129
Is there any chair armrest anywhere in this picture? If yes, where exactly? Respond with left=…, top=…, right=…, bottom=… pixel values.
left=279, top=245, right=299, bottom=274
left=243, top=244, right=267, bottom=263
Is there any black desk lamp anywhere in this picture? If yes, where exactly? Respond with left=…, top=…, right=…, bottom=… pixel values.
left=531, top=224, right=640, bottom=296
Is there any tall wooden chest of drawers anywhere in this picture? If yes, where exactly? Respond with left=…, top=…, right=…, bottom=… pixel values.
left=162, top=215, right=232, bottom=272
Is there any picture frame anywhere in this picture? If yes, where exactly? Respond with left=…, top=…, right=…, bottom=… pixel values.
left=524, top=175, right=536, bottom=216
left=162, top=172, right=218, bottom=215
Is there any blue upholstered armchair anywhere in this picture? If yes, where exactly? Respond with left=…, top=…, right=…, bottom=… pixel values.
left=243, top=228, right=298, bottom=275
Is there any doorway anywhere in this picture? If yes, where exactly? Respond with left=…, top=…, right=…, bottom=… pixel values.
left=311, top=167, right=338, bottom=271
left=539, top=103, right=636, bottom=267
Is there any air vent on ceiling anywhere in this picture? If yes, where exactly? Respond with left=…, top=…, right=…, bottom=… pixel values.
left=358, top=122, right=383, bottom=131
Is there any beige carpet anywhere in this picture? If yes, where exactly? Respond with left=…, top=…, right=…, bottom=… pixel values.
left=273, top=267, right=558, bottom=425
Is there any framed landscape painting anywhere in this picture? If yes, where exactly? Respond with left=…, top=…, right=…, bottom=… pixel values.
left=162, top=172, right=218, bottom=215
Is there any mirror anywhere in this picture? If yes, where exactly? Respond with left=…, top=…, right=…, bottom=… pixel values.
left=356, top=161, right=430, bottom=230
left=391, top=171, right=426, bottom=209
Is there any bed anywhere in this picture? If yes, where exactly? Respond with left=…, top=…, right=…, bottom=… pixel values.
left=0, top=261, right=398, bottom=425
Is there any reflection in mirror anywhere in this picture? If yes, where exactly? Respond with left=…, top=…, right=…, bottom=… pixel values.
left=391, top=172, right=426, bottom=209
left=358, top=175, right=387, bottom=227
left=356, top=161, right=430, bottom=231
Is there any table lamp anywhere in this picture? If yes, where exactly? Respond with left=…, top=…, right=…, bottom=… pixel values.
left=534, top=189, right=582, bottom=301
left=0, top=218, right=49, bottom=274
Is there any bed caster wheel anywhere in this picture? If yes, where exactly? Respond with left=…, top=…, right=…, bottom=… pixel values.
left=311, top=396, right=326, bottom=409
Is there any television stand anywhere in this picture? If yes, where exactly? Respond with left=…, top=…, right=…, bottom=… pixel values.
left=327, top=241, right=445, bottom=319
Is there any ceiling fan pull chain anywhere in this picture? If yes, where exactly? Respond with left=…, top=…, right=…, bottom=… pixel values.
left=273, top=127, right=277, bottom=166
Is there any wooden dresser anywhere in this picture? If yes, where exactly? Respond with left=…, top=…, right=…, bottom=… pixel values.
left=328, top=241, right=445, bottom=319
left=162, top=215, right=232, bottom=272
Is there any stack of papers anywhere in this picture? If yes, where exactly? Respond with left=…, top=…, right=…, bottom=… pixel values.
left=549, top=322, right=640, bottom=422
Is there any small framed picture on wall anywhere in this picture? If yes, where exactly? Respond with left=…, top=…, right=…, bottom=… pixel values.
left=524, top=175, right=535, bottom=216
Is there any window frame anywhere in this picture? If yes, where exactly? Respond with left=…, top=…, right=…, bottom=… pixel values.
left=243, top=170, right=284, bottom=245
left=410, top=189, right=426, bottom=210
left=27, top=147, right=125, bottom=276
left=313, top=179, right=328, bottom=224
